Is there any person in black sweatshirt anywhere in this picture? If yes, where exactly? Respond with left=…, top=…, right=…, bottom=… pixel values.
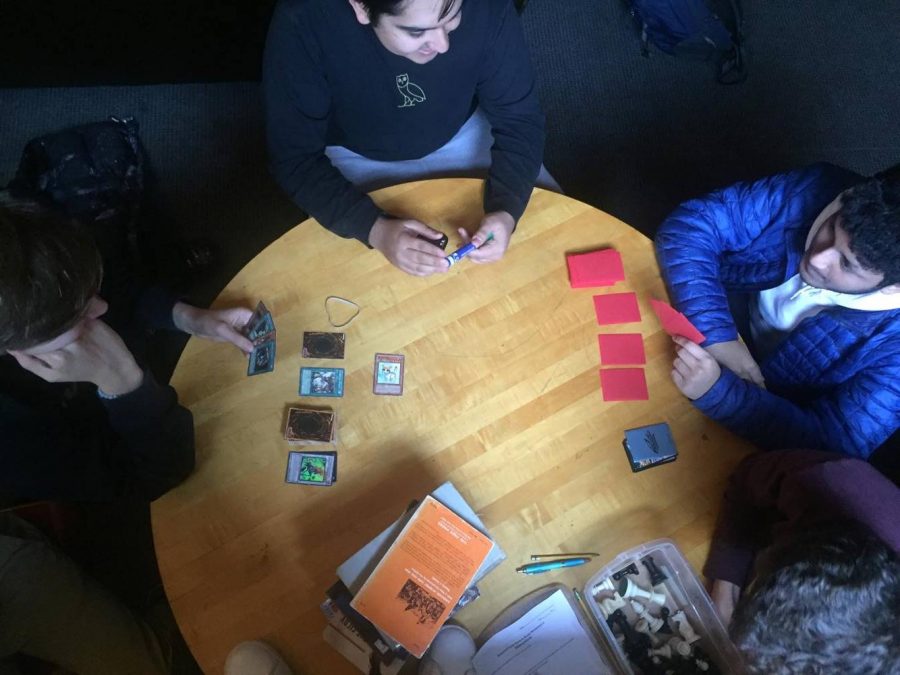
left=263, top=0, right=553, bottom=276
left=0, top=200, right=254, bottom=503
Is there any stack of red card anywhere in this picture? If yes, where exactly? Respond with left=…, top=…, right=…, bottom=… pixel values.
left=566, top=249, right=625, bottom=289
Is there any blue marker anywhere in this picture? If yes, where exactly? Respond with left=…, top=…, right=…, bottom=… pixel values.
left=445, top=232, right=494, bottom=267
left=515, top=557, right=592, bottom=575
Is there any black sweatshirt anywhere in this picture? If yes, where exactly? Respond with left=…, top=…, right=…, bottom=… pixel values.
left=263, top=0, right=545, bottom=242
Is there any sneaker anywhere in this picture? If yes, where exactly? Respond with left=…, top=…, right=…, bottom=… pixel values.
left=224, top=641, right=294, bottom=675
left=418, top=625, right=477, bottom=675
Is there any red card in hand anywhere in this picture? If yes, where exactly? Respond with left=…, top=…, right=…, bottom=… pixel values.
left=593, top=292, right=641, bottom=325
left=599, top=368, right=649, bottom=401
left=649, top=299, right=706, bottom=344
left=598, top=333, right=646, bottom=365
left=566, top=249, right=625, bottom=288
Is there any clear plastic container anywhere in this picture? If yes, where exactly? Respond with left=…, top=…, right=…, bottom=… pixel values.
left=582, top=539, right=744, bottom=674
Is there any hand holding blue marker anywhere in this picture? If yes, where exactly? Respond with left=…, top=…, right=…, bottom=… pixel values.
left=445, top=232, right=494, bottom=267
left=515, top=556, right=592, bottom=575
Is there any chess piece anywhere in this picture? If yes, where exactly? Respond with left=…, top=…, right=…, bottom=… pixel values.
left=598, top=594, right=627, bottom=618
left=634, top=618, right=661, bottom=647
left=657, top=606, right=674, bottom=634
left=620, top=577, right=666, bottom=606
left=612, top=562, right=640, bottom=581
left=650, top=644, right=672, bottom=659
left=695, top=657, right=710, bottom=672
left=591, top=578, right=616, bottom=596
left=641, top=555, right=668, bottom=586
left=608, top=609, right=651, bottom=656
left=630, top=601, right=665, bottom=632
left=671, top=610, right=701, bottom=644
left=668, top=637, right=692, bottom=658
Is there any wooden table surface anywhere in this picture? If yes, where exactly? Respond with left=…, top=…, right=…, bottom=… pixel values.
left=151, top=178, right=752, bottom=674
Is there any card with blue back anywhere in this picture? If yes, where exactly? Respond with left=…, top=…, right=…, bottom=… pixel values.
left=623, top=422, right=677, bottom=472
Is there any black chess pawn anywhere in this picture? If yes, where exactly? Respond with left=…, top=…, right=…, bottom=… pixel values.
left=642, top=555, right=668, bottom=586
left=612, top=561, right=640, bottom=581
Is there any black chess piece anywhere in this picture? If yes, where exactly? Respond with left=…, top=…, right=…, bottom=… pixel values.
left=657, top=606, right=674, bottom=634
left=642, top=555, right=668, bottom=586
left=612, top=562, right=640, bottom=581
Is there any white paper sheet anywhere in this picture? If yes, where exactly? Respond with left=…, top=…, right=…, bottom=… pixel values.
left=472, top=589, right=612, bottom=675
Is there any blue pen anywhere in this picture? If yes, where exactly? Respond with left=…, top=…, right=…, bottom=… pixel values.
left=516, top=557, right=592, bottom=574
left=445, top=232, right=494, bottom=267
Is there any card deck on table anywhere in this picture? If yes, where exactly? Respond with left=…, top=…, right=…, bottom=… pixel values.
left=373, top=353, right=404, bottom=396
left=622, top=422, right=677, bottom=472
left=299, top=367, right=345, bottom=397
left=248, top=340, right=276, bottom=376
left=284, top=407, right=336, bottom=444
left=244, top=301, right=277, bottom=376
left=302, top=332, right=346, bottom=359
left=285, top=450, right=337, bottom=486
left=245, top=301, right=276, bottom=344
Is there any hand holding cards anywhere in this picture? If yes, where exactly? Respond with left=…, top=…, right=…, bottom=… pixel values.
left=244, top=301, right=276, bottom=376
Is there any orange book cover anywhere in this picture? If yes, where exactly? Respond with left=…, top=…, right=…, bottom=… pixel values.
left=350, top=495, right=494, bottom=658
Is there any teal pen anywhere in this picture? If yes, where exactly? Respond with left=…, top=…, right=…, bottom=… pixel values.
left=516, top=557, right=592, bottom=574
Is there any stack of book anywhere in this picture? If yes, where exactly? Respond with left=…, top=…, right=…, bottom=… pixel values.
left=320, top=482, right=506, bottom=672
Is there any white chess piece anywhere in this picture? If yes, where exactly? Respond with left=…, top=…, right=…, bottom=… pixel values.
left=695, top=657, right=711, bottom=672
left=650, top=644, right=672, bottom=659
left=629, top=601, right=665, bottom=633
left=633, top=619, right=660, bottom=647
left=598, top=594, right=626, bottom=618
left=592, top=578, right=616, bottom=596
left=671, top=610, right=701, bottom=644
left=620, top=578, right=666, bottom=606
left=668, top=637, right=692, bottom=657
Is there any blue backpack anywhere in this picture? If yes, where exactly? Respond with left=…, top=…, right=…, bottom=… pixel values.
left=624, top=0, right=746, bottom=84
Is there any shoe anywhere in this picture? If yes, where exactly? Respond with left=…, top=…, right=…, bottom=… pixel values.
left=418, top=625, right=477, bottom=675
left=224, top=641, right=294, bottom=675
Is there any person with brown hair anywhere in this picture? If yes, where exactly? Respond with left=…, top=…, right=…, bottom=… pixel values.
left=0, top=200, right=251, bottom=502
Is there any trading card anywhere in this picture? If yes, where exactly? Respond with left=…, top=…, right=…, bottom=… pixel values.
left=373, top=353, right=405, bottom=396
left=245, top=301, right=276, bottom=343
left=247, top=340, right=276, bottom=376
left=285, top=451, right=336, bottom=486
left=299, top=367, right=345, bottom=397
left=284, top=407, right=336, bottom=444
left=302, top=331, right=346, bottom=359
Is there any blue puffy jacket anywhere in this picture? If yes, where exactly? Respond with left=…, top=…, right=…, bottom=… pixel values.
left=655, top=163, right=900, bottom=458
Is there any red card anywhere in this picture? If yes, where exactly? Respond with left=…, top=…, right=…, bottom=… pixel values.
left=599, top=368, right=649, bottom=401
left=649, top=299, right=706, bottom=344
left=593, top=292, right=641, bottom=325
left=566, top=249, right=625, bottom=288
left=598, top=333, right=646, bottom=365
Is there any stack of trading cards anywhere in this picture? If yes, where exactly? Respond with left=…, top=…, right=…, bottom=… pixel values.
left=285, top=450, right=337, bottom=487
left=299, top=367, right=344, bottom=397
left=244, top=301, right=276, bottom=376
left=302, top=331, right=346, bottom=359
left=622, top=422, right=677, bottom=472
left=373, top=353, right=405, bottom=396
left=285, top=407, right=337, bottom=445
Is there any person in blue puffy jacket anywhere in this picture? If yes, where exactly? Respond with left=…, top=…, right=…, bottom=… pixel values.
left=655, top=163, right=900, bottom=459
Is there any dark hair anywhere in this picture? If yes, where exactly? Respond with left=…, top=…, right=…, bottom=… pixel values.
left=358, top=0, right=456, bottom=26
left=0, top=199, right=102, bottom=351
left=730, top=525, right=900, bottom=674
left=840, top=176, right=900, bottom=286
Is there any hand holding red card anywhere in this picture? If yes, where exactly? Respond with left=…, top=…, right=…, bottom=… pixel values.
left=649, top=299, right=706, bottom=344
left=566, top=249, right=625, bottom=288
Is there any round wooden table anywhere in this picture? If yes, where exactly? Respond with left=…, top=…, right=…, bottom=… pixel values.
left=152, top=179, right=752, bottom=674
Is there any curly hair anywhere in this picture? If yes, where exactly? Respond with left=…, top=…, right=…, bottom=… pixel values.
left=730, top=525, right=900, bottom=674
left=840, top=176, right=900, bottom=286
left=355, top=0, right=456, bottom=26
left=0, top=199, right=102, bottom=351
